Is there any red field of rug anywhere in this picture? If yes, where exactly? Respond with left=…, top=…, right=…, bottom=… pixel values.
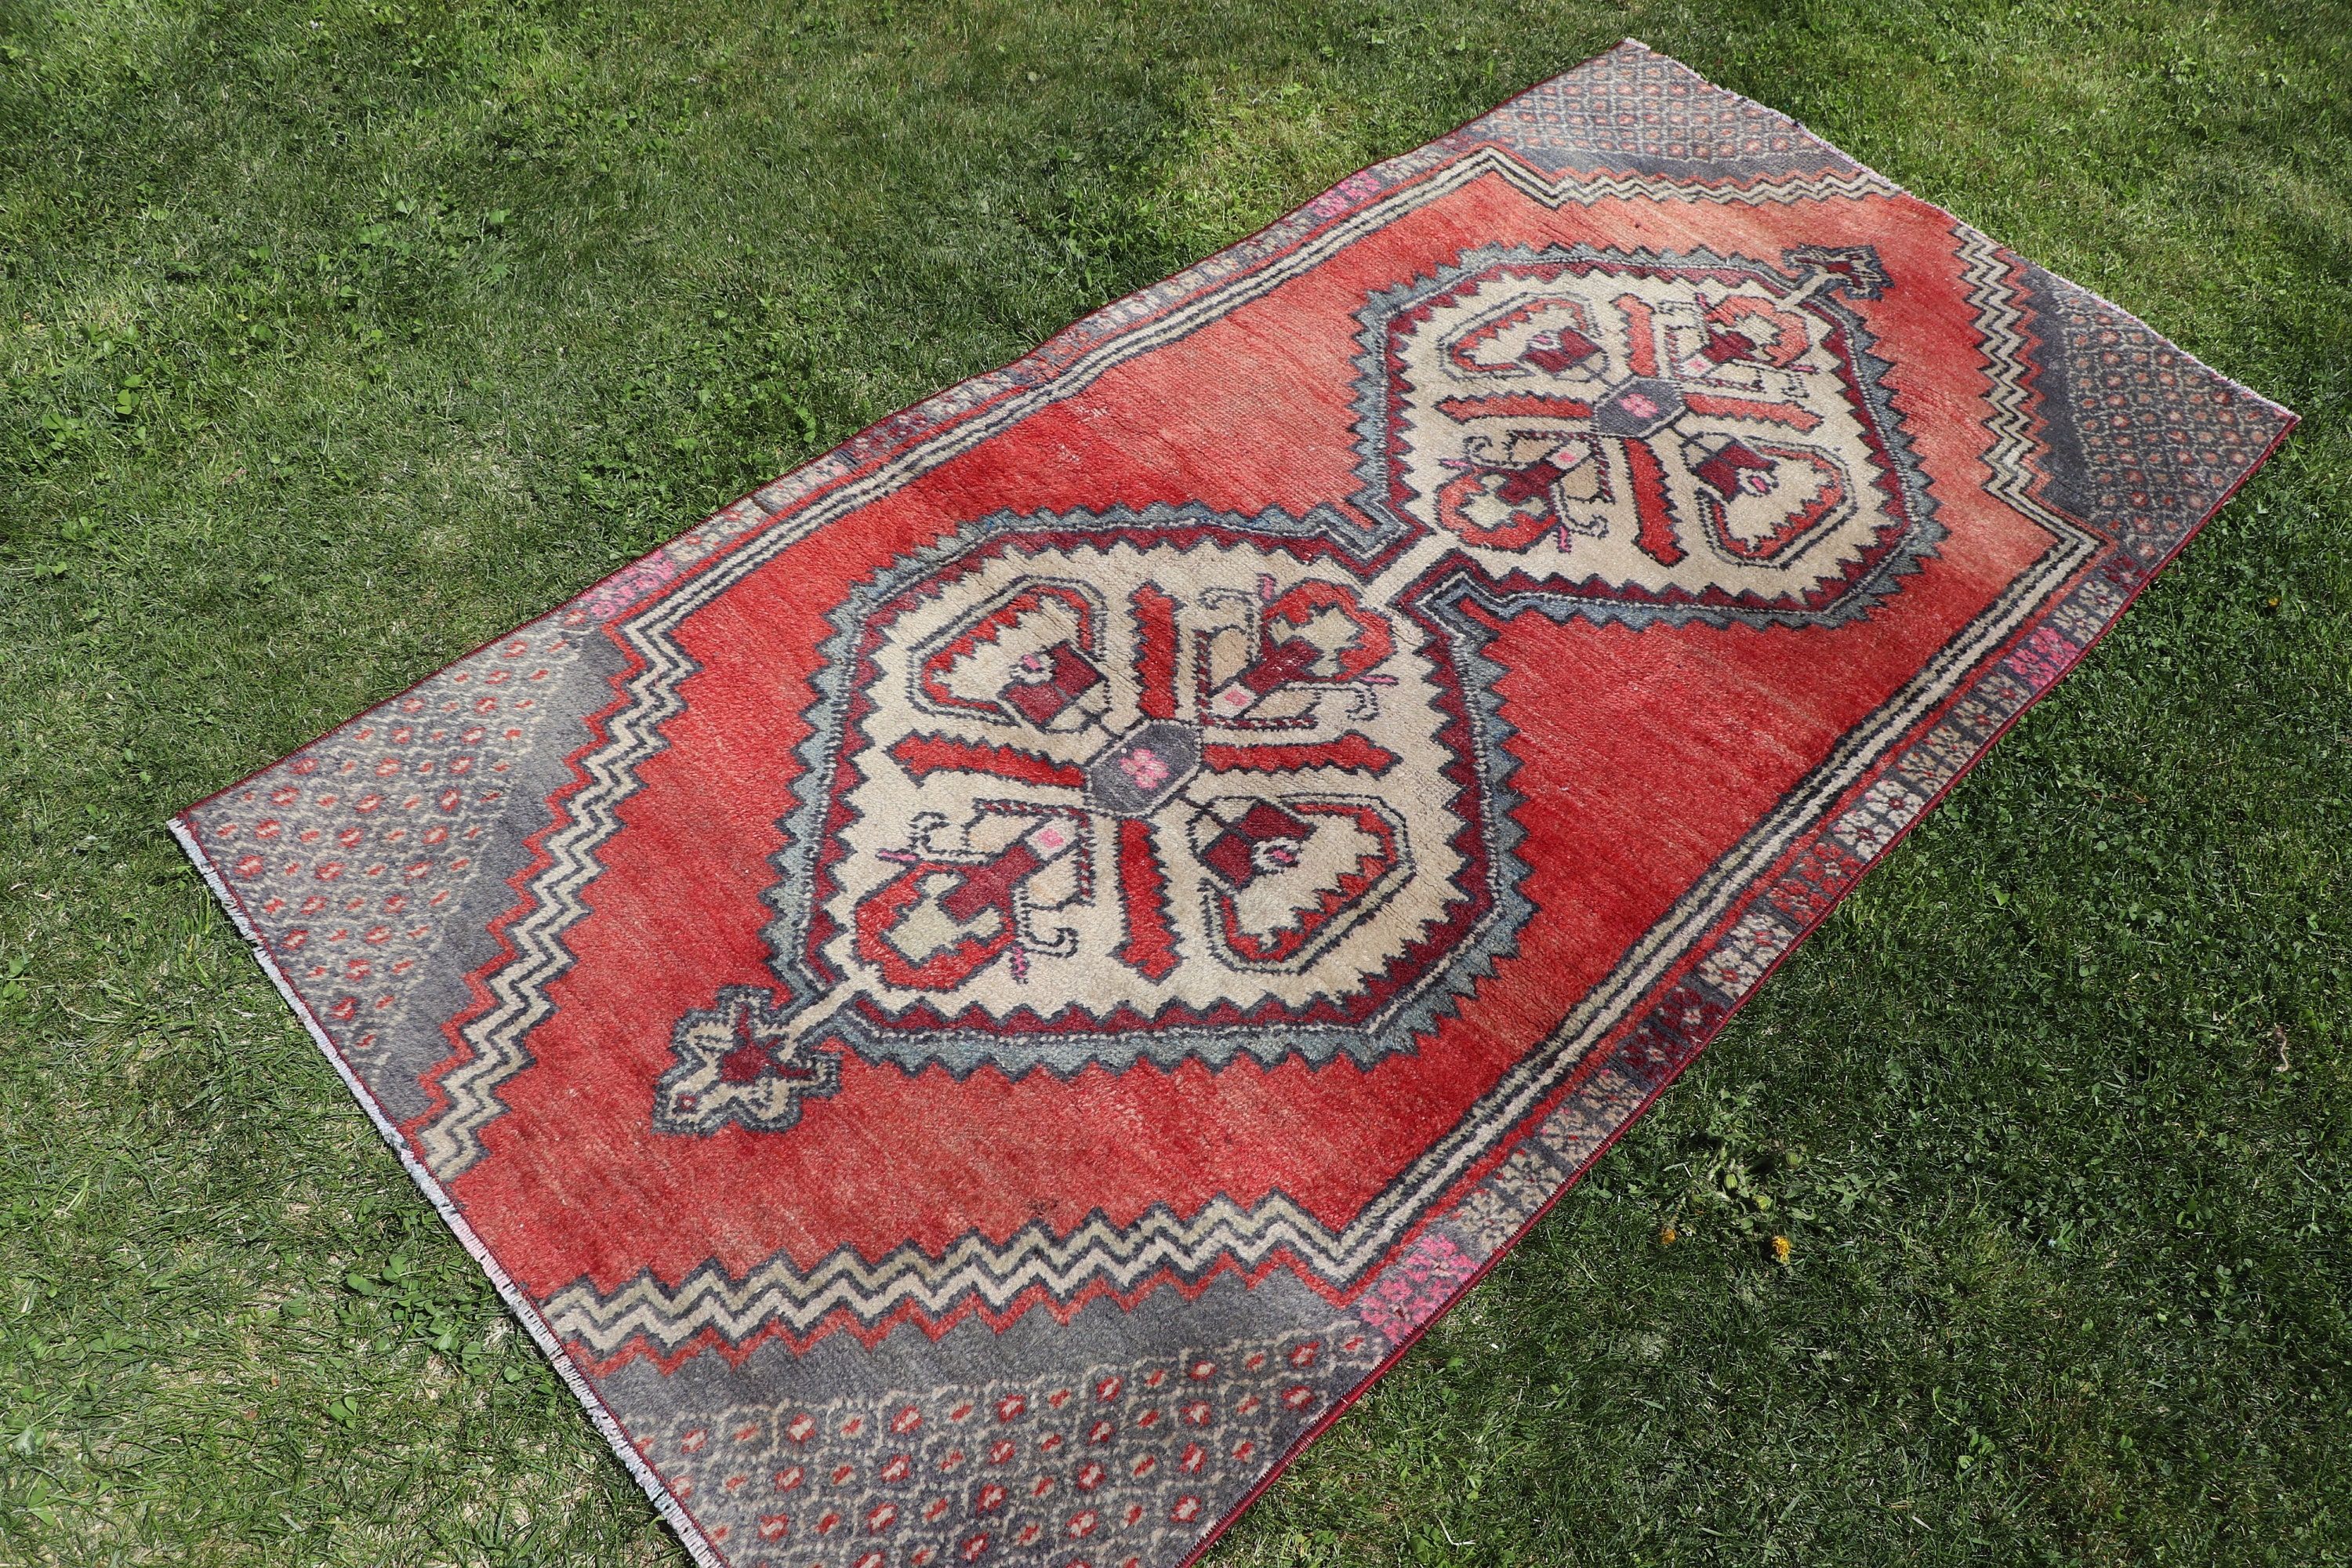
left=176, top=41, right=2293, bottom=1568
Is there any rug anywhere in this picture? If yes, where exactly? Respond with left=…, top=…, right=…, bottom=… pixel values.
left=173, top=41, right=2294, bottom=1568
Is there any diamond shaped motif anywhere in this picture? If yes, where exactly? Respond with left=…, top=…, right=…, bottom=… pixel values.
left=1084, top=720, right=1203, bottom=817
left=1357, top=241, right=1940, bottom=624
left=1588, top=375, right=1687, bottom=437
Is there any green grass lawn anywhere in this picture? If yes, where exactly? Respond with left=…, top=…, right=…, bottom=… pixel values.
left=3, top=0, right=2347, bottom=1563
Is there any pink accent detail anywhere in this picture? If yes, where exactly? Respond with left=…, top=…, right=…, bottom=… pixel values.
left=1354, top=1232, right=1478, bottom=1338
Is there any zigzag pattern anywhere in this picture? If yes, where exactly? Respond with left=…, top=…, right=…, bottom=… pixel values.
left=181, top=617, right=601, bottom=1105
left=416, top=601, right=709, bottom=1173
left=549, top=1196, right=1385, bottom=1353
left=1953, top=225, right=2079, bottom=538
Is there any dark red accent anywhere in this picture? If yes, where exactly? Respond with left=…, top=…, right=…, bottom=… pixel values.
left=1112, top=818, right=1178, bottom=983
left=940, top=841, right=1045, bottom=925
left=852, top=861, right=1018, bottom=993
left=1198, top=803, right=1312, bottom=891
left=1704, top=293, right=1812, bottom=367
left=1207, top=803, right=1398, bottom=965
left=920, top=586, right=1099, bottom=720
left=1622, top=436, right=1686, bottom=566
left=1681, top=391, right=1822, bottom=430
left=1431, top=392, right=1594, bottom=423
left=1693, top=438, right=1773, bottom=500
left=1701, top=445, right=1848, bottom=561
left=717, top=1007, right=779, bottom=1084
left=1201, top=735, right=1398, bottom=777
left=850, top=833, right=1065, bottom=995
left=1000, top=642, right=1103, bottom=728
left=1446, top=296, right=1599, bottom=378
left=1699, top=328, right=1756, bottom=364
left=889, top=733, right=1085, bottom=789
left=1521, top=325, right=1602, bottom=372
left=1236, top=636, right=1321, bottom=696
left=1493, top=456, right=1569, bottom=507
left=1130, top=585, right=1180, bottom=721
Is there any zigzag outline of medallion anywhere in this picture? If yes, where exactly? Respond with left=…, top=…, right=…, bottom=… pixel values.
left=721, top=504, right=1536, bottom=1099
left=1350, top=239, right=1946, bottom=628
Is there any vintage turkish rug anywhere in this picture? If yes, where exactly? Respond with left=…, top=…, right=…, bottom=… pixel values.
left=176, top=41, right=2292, bottom=1568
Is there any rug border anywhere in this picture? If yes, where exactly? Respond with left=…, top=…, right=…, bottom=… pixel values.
left=165, top=35, right=2299, bottom=1568
left=164, top=818, right=730, bottom=1568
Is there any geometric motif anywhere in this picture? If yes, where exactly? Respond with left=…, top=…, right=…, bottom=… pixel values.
left=1353, top=241, right=1941, bottom=627
left=750, top=517, right=1526, bottom=1083
left=176, top=619, right=604, bottom=1092
left=656, top=987, right=844, bottom=1135
left=2018, top=262, right=2296, bottom=570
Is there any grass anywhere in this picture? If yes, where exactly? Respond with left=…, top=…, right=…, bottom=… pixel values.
left=2, top=0, right=2347, bottom=1563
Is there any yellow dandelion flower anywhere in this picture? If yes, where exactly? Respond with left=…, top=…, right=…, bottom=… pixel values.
left=1770, top=1234, right=1793, bottom=1264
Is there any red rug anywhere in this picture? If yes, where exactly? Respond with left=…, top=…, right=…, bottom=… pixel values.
left=176, top=42, right=2293, bottom=1568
